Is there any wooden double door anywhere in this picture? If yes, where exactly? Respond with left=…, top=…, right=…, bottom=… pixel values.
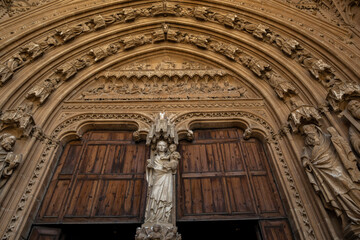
left=32, top=129, right=293, bottom=239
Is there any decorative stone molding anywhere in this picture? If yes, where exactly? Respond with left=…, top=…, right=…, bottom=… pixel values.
left=25, top=24, right=296, bottom=105
left=0, top=1, right=347, bottom=93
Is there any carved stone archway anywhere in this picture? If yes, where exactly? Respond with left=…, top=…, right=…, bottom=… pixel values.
left=0, top=1, right=359, bottom=240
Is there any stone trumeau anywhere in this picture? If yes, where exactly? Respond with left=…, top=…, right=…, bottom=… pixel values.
left=0, top=0, right=359, bottom=240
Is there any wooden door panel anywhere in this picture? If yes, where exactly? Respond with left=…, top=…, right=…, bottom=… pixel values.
left=181, top=177, right=226, bottom=215
left=226, top=177, right=255, bottom=214
left=260, top=220, right=293, bottom=240
left=65, top=180, right=98, bottom=217
left=79, top=145, right=107, bottom=174
left=242, top=141, right=266, bottom=171
left=43, top=180, right=71, bottom=218
left=220, top=142, right=244, bottom=172
left=95, top=179, right=143, bottom=217
left=28, top=227, right=62, bottom=240
left=252, top=176, right=282, bottom=216
left=37, top=131, right=147, bottom=223
left=60, top=144, right=82, bottom=175
left=178, top=128, right=286, bottom=221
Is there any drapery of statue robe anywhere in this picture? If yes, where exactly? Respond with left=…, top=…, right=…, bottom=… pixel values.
left=145, top=155, right=173, bottom=223
left=302, top=134, right=360, bottom=224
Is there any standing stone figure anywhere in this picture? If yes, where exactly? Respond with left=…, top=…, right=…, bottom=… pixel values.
left=0, top=133, right=22, bottom=189
left=301, top=124, right=360, bottom=229
left=145, top=140, right=175, bottom=224
left=348, top=100, right=360, bottom=158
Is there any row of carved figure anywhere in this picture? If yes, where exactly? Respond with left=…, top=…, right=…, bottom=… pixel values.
left=81, top=77, right=248, bottom=99
left=20, top=24, right=299, bottom=105
left=0, top=1, right=343, bottom=95
left=135, top=225, right=181, bottom=240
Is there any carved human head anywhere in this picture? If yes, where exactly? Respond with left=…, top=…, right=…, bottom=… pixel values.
left=348, top=100, right=360, bottom=119
left=153, top=224, right=161, bottom=232
left=169, top=144, right=177, bottom=153
left=303, top=124, right=320, bottom=146
left=156, top=140, right=168, bottom=153
left=0, top=133, right=16, bottom=152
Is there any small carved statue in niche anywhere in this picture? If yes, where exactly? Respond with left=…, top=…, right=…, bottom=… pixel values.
left=145, top=140, right=175, bottom=224
left=347, top=100, right=360, bottom=159
left=301, top=124, right=360, bottom=229
left=0, top=133, right=22, bottom=189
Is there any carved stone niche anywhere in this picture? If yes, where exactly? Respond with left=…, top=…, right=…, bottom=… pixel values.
left=136, top=112, right=182, bottom=240
left=69, top=56, right=257, bottom=102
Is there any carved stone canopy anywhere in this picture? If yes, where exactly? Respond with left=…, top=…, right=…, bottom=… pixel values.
left=146, top=112, right=178, bottom=146
left=288, top=105, right=322, bottom=132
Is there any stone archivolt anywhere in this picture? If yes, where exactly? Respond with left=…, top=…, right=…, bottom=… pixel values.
left=0, top=1, right=351, bottom=92
left=0, top=1, right=359, bottom=240
left=23, top=24, right=297, bottom=106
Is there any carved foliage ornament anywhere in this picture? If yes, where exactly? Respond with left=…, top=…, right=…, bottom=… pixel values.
left=0, top=2, right=345, bottom=91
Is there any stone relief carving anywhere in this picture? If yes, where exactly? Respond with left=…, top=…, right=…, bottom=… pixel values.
left=0, top=0, right=55, bottom=21
left=26, top=74, right=60, bottom=104
left=0, top=64, right=13, bottom=86
left=301, top=124, right=360, bottom=236
left=279, top=0, right=360, bottom=32
left=79, top=65, right=250, bottom=101
left=0, top=103, right=34, bottom=137
left=1, top=2, right=347, bottom=94
left=0, top=133, right=22, bottom=189
left=135, top=225, right=181, bottom=240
